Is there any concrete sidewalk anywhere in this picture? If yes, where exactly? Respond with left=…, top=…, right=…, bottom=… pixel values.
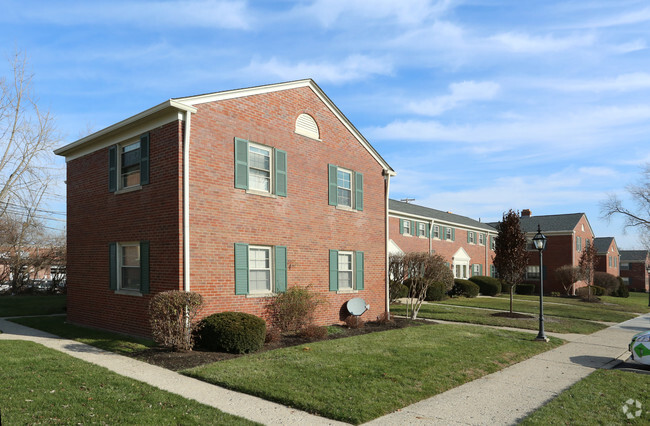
left=2, top=313, right=649, bottom=425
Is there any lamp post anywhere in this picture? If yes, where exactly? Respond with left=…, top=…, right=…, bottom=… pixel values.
left=646, top=264, right=650, bottom=307
left=532, top=225, right=548, bottom=342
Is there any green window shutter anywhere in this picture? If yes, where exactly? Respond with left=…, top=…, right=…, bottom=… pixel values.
left=140, top=241, right=150, bottom=294
left=234, top=243, right=249, bottom=295
left=467, top=232, right=471, bottom=243
left=274, top=246, right=287, bottom=293
left=442, top=226, right=446, bottom=241
left=275, top=149, right=287, bottom=197
left=452, top=228, right=456, bottom=241
left=355, top=172, right=363, bottom=211
left=328, top=164, right=338, bottom=206
left=140, top=133, right=150, bottom=185
left=411, top=221, right=416, bottom=236
left=109, top=242, right=117, bottom=290
left=108, top=145, right=117, bottom=192
left=480, top=264, right=483, bottom=275
left=234, top=138, right=249, bottom=189
left=399, top=219, right=404, bottom=235
left=355, top=251, right=364, bottom=290
left=426, top=223, right=430, bottom=238
left=329, top=249, right=338, bottom=291
left=444, top=262, right=450, bottom=268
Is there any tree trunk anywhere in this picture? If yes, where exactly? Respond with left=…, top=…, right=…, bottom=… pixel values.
left=509, top=286, right=514, bottom=314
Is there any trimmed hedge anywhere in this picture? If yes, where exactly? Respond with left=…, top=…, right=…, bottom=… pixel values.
left=615, top=277, right=630, bottom=298
left=516, top=283, right=535, bottom=295
left=425, top=281, right=448, bottom=301
left=450, top=279, right=479, bottom=298
left=469, top=276, right=501, bottom=296
left=198, top=312, right=266, bottom=354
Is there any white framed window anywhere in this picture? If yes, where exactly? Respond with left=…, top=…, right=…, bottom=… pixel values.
left=526, top=265, right=540, bottom=280
left=249, top=246, right=273, bottom=293
left=403, top=220, right=411, bottom=236
left=621, top=262, right=630, bottom=270
left=446, top=227, right=453, bottom=240
left=622, top=277, right=630, bottom=286
left=608, top=256, right=612, bottom=267
left=468, top=231, right=476, bottom=244
left=576, top=236, right=581, bottom=252
left=248, top=143, right=273, bottom=193
left=338, top=251, right=354, bottom=290
left=490, top=236, right=496, bottom=250
left=472, top=264, right=481, bottom=276
left=433, top=225, right=440, bottom=239
left=119, top=243, right=141, bottom=290
left=454, top=264, right=468, bottom=279
left=337, top=168, right=353, bottom=208
left=418, top=222, right=426, bottom=237
left=120, top=141, right=141, bottom=189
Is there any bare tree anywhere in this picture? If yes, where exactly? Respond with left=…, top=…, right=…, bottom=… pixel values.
left=493, top=209, right=528, bottom=314
left=578, top=244, right=598, bottom=301
left=554, top=265, right=581, bottom=296
left=602, top=164, right=650, bottom=248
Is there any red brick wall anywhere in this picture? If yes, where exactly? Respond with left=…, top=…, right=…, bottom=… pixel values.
left=620, top=261, right=649, bottom=292
left=187, top=87, right=387, bottom=326
left=389, top=216, right=494, bottom=277
left=65, top=121, right=184, bottom=337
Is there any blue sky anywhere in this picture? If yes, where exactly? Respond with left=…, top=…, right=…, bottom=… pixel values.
left=3, top=0, right=650, bottom=248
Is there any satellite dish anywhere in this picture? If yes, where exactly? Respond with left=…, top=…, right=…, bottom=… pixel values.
left=346, top=297, right=369, bottom=316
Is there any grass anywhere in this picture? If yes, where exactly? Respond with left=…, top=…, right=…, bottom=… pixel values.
left=499, top=292, right=650, bottom=314
left=0, top=340, right=257, bottom=425
left=184, top=324, right=563, bottom=424
left=10, top=316, right=155, bottom=354
left=0, top=294, right=66, bottom=317
left=436, top=296, right=636, bottom=323
left=391, top=303, right=607, bottom=334
left=522, top=369, right=650, bottom=425
left=601, top=292, right=650, bottom=313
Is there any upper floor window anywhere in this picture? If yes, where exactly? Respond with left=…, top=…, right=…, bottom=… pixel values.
left=109, top=133, right=150, bottom=192
left=235, top=138, right=287, bottom=197
left=479, top=233, right=485, bottom=245
left=576, top=236, right=582, bottom=252
left=621, top=262, right=630, bottom=270
left=468, top=231, right=476, bottom=244
left=418, top=222, right=427, bottom=237
left=328, top=164, right=363, bottom=211
left=445, top=227, right=454, bottom=241
left=490, top=236, right=496, bottom=250
left=402, top=219, right=412, bottom=236
left=295, top=113, right=320, bottom=140
left=433, top=225, right=440, bottom=239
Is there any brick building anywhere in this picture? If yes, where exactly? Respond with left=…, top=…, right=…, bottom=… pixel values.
left=593, top=237, right=620, bottom=276
left=389, top=199, right=498, bottom=279
left=54, top=79, right=395, bottom=337
left=620, top=250, right=650, bottom=292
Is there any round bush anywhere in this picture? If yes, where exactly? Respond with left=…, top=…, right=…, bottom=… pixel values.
left=615, top=278, right=630, bottom=298
left=469, top=276, right=501, bottom=296
left=516, top=283, right=535, bottom=295
left=450, top=279, right=479, bottom=298
left=591, top=285, right=606, bottom=296
left=198, top=312, right=266, bottom=354
left=425, top=281, right=448, bottom=301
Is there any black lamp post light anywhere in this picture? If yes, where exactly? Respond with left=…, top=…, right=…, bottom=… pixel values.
left=532, top=225, right=549, bottom=342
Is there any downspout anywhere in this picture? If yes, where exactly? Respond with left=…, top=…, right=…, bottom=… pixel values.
left=183, top=112, right=192, bottom=292
left=429, top=219, right=434, bottom=254
left=384, top=171, right=391, bottom=315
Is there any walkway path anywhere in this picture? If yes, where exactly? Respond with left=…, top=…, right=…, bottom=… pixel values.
left=2, top=313, right=649, bottom=425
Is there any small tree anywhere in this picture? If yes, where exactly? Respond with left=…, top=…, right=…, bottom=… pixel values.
left=493, top=209, right=528, bottom=314
left=149, top=291, right=203, bottom=351
left=554, top=265, right=581, bottom=296
left=578, top=244, right=598, bottom=300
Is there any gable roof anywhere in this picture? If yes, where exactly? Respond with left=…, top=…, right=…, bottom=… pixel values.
left=488, top=213, right=587, bottom=234
left=55, top=79, right=394, bottom=173
left=593, top=237, right=615, bottom=254
left=620, top=250, right=649, bottom=262
left=389, top=199, right=496, bottom=233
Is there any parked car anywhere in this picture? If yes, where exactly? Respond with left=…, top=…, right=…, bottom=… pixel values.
left=629, top=330, right=650, bottom=365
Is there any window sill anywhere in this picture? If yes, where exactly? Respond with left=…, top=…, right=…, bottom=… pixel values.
left=245, top=189, right=277, bottom=199
left=335, top=205, right=356, bottom=212
left=115, top=185, right=142, bottom=195
left=336, top=289, right=358, bottom=294
left=246, top=292, right=275, bottom=298
left=114, top=289, right=143, bottom=297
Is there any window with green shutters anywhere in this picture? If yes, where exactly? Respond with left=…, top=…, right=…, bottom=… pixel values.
left=328, top=164, right=363, bottom=211
left=234, top=243, right=287, bottom=295
left=234, top=138, right=287, bottom=197
left=109, top=133, right=150, bottom=192
left=329, top=249, right=364, bottom=291
left=109, top=241, right=149, bottom=294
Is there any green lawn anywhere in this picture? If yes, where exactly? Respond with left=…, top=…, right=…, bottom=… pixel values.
left=601, top=292, right=650, bottom=313
left=499, top=292, right=650, bottom=314
left=391, top=303, right=607, bottom=334
left=436, top=296, right=636, bottom=323
left=184, top=324, right=563, bottom=424
left=0, top=294, right=66, bottom=317
left=10, top=316, right=155, bottom=354
left=0, top=340, right=257, bottom=425
left=522, top=369, right=650, bottom=425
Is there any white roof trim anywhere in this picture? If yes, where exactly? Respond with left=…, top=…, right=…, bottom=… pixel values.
left=389, top=211, right=498, bottom=234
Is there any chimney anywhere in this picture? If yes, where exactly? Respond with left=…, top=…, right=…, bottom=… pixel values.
left=521, top=209, right=532, bottom=217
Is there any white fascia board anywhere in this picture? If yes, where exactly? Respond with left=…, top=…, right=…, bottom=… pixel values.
left=175, top=79, right=395, bottom=174
left=54, top=100, right=197, bottom=161
left=389, top=211, right=497, bottom=234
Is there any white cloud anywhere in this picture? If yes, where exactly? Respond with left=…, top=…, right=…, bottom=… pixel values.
left=243, top=55, right=393, bottom=84
left=489, top=32, right=595, bottom=53
left=578, top=6, right=650, bottom=29
left=537, top=73, right=650, bottom=92
left=408, top=81, right=500, bottom=116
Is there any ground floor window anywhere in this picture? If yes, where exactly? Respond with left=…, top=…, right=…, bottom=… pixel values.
left=109, top=241, right=149, bottom=294
left=234, top=243, right=287, bottom=296
left=330, top=249, right=364, bottom=292
left=454, top=262, right=468, bottom=279
left=526, top=265, right=540, bottom=280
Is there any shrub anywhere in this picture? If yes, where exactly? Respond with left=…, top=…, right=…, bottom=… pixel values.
left=345, top=315, right=365, bottom=329
left=450, top=279, right=479, bottom=298
left=594, top=272, right=619, bottom=295
left=425, top=281, right=448, bottom=301
left=516, top=283, right=535, bottom=295
left=469, top=276, right=501, bottom=296
left=615, top=277, right=630, bottom=298
left=148, top=291, right=203, bottom=351
left=389, top=280, right=409, bottom=302
left=591, top=285, right=606, bottom=296
left=264, top=286, right=323, bottom=333
left=298, top=325, right=328, bottom=341
left=198, top=312, right=266, bottom=354
left=375, top=311, right=394, bottom=325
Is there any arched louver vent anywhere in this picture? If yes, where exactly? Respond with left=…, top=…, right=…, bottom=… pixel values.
left=295, top=113, right=320, bottom=140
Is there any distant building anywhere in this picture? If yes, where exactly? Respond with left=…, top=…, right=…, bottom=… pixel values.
left=619, top=250, right=650, bottom=292
left=593, top=237, right=620, bottom=277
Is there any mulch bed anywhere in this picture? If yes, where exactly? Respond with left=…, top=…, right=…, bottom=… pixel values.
left=131, top=318, right=418, bottom=371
